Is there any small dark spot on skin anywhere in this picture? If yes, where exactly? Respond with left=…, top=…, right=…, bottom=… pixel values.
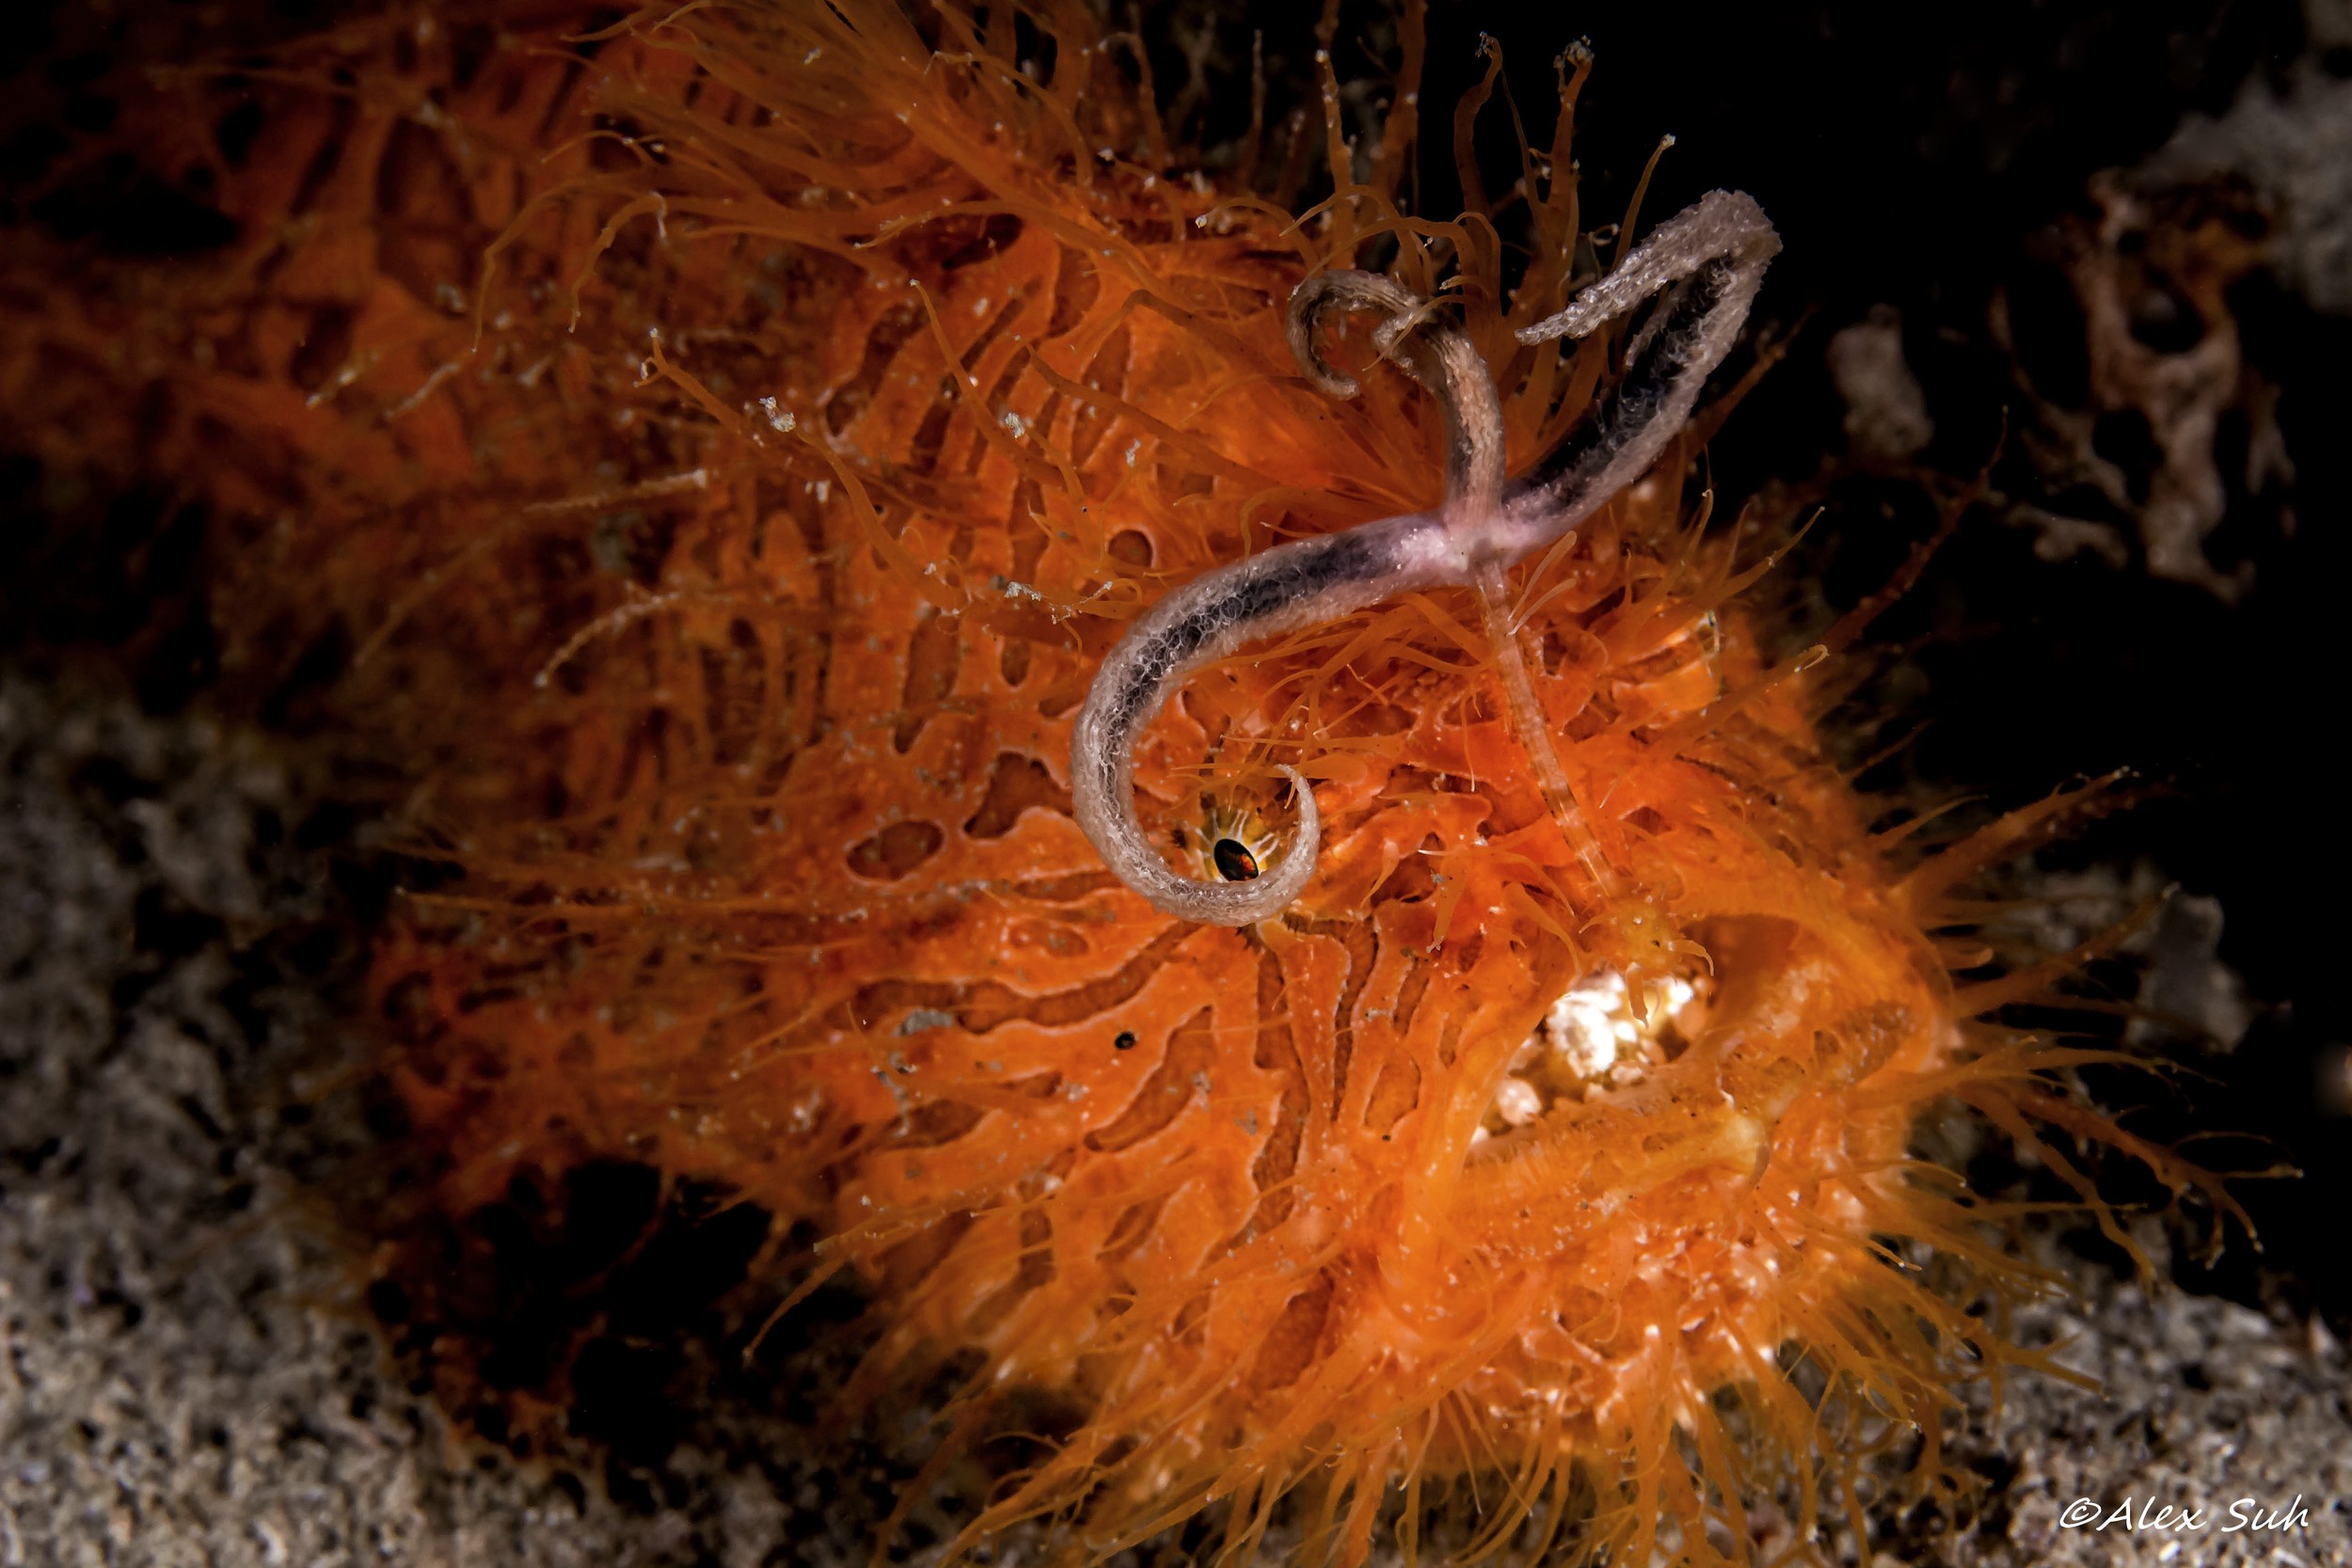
left=1213, top=838, right=1261, bottom=881
left=1114, top=1031, right=1136, bottom=1051
left=1106, top=528, right=1153, bottom=568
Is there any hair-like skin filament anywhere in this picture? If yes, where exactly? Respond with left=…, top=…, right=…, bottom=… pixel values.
left=1071, top=191, right=1781, bottom=925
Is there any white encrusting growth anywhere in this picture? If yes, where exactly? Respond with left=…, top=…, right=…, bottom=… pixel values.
left=1475, top=969, right=1703, bottom=1141
left=1070, top=192, right=1781, bottom=925
left=1541, top=969, right=1698, bottom=1082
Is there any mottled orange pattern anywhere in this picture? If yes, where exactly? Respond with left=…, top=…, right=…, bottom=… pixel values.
left=0, top=3, right=2226, bottom=1563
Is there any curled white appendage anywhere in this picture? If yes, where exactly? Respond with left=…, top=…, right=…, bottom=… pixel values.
left=1070, top=511, right=1461, bottom=925
left=1496, top=190, right=1781, bottom=554
left=1286, top=271, right=1507, bottom=519
left=1517, top=190, right=1779, bottom=346
left=1071, top=192, right=1780, bottom=925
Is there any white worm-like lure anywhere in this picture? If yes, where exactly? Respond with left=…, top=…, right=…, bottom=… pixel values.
left=1070, top=191, right=1781, bottom=926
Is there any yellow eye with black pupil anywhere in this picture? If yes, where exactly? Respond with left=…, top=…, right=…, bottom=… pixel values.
left=1213, top=838, right=1261, bottom=881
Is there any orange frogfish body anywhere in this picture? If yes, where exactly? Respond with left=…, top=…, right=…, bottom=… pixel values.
left=0, top=3, right=2203, bottom=1563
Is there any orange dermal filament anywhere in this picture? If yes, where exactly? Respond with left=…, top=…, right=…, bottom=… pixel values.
left=1072, top=192, right=1779, bottom=923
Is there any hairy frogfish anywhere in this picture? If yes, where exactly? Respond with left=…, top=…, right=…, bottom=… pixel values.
left=0, top=2, right=2232, bottom=1563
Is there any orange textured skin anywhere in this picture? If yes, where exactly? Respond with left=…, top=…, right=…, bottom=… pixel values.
left=0, top=3, right=2225, bottom=1563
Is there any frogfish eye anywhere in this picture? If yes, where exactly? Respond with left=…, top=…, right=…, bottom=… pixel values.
left=1212, top=838, right=1262, bottom=881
